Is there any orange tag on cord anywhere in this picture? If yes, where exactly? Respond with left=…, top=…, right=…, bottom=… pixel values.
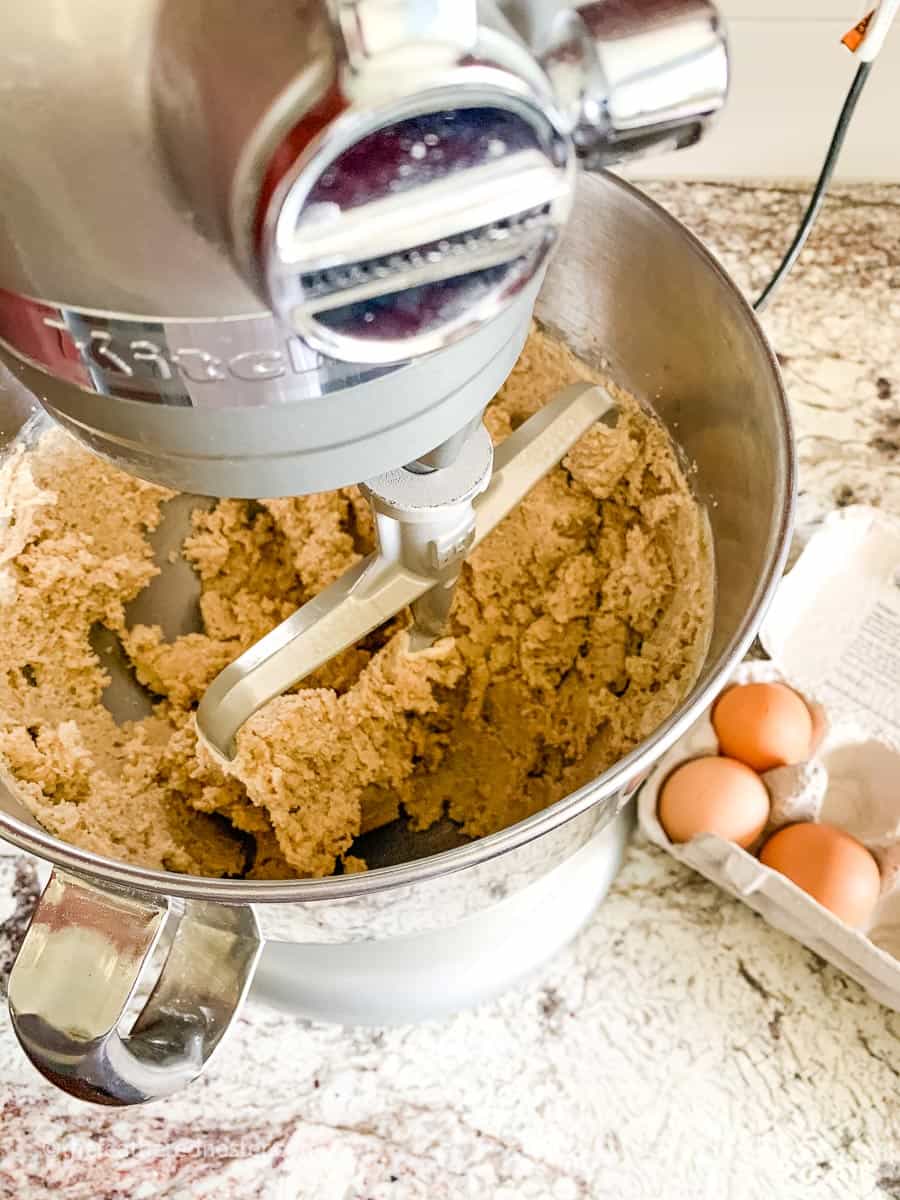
left=842, top=9, right=875, bottom=51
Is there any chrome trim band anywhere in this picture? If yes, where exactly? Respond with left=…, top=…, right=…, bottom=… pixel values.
left=0, top=288, right=392, bottom=408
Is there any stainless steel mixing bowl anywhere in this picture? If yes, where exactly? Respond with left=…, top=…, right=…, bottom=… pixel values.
left=0, top=173, right=794, bottom=1105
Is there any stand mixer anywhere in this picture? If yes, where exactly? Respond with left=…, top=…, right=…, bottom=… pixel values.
left=0, top=2, right=797, bottom=1109
left=0, top=0, right=728, bottom=762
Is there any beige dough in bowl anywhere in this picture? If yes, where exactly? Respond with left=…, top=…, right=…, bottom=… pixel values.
left=0, top=329, right=713, bottom=880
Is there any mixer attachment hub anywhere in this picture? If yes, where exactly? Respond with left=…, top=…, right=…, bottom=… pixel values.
left=262, top=100, right=573, bottom=364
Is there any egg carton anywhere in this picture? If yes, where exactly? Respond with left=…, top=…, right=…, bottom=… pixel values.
left=638, top=506, right=900, bottom=1011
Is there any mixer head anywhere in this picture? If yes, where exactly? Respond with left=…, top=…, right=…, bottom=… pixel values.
left=0, top=1, right=728, bottom=752
left=0, top=0, right=727, bottom=496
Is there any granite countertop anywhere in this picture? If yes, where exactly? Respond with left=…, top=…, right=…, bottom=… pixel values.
left=1, top=182, right=899, bottom=1200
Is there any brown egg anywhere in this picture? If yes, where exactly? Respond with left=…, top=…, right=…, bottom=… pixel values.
left=760, top=822, right=882, bottom=927
left=712, top=681, right=813, bottom=772
left=658, top=755, right=770, bottom=848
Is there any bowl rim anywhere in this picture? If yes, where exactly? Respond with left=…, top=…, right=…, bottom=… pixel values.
left=0, top=171, right=796, bottom=903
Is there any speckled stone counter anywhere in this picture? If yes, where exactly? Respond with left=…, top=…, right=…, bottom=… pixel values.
left=1, top=182, right=899, bottom=1200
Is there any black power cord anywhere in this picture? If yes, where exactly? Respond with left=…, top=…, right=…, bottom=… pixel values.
left=753, top=60, right=874, bottom=313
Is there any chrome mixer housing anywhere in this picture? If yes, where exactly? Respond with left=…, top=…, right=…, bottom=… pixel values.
left=0, top=0, right=727, bottom=496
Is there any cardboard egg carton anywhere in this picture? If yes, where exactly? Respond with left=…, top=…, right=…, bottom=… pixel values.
left=638, top=506, right=900, bottom=1012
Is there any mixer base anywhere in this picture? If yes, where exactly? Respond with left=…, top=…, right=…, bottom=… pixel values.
left=249, top=804, right=634, bottom=1025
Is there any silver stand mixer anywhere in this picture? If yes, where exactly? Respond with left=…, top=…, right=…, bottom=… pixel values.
left=0, top=2, right=790, bottom=1108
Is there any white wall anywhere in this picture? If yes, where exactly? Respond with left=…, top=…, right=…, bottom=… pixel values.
left=627, top=1, right=900, bottom=181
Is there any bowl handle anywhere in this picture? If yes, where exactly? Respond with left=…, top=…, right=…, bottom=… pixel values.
left=7, top=868, right=262, bottom=1105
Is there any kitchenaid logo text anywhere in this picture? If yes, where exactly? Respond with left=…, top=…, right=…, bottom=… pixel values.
left=41, top=315, right=318, bottom=384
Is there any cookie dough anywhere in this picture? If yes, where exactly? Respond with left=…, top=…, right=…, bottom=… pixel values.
left=0, top=329, right=712, bottom=878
